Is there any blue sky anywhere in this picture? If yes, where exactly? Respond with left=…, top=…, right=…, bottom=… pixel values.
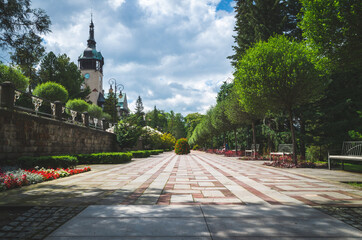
left=12, top=0, right=236, bottom=115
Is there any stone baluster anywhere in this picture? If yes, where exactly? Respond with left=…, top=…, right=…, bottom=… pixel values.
left=54, top=101, right=63, bottom=120
left=82, top=112, right=89, bottom=127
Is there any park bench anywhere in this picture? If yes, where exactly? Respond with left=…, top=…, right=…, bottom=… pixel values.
left=245, top=144, right=259, bottom=158
left=270, top=144, right=293, bottom=161
left=328, top=141, right=362, bottom=170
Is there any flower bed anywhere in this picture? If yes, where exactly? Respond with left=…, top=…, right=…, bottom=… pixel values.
left=263, top=160, right=319, bottom=168
left=0, top=167, right=91, bottom=191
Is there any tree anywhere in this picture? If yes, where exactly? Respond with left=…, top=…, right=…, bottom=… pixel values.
left=134, top=95, right=145, bottom=126
left=149, top=106, right=160, bottom=129
left=235, top=35, right=329, bottom=164
left=0, top=0, right=51, bottom=50
left=185, top=113, right=203, bottom=139
left=10, top=32, right=45, bottom=92
left=38, top=52, right=90, bottom=100
left=0, top=63, right=29, bottom=91
left=300, top=0, right=362, bottom=148
left=33, top=82, right=68, bottom=103
left=229, top=0, right=302, bottom=67
left=103, top=92, right=118, bottom=122
left=216, top=81, right=234, bottom=103
left=115, top=119, right=142, bottom=149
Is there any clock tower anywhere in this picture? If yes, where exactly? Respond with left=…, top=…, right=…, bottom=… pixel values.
left=78, top=17, right=105, bottom=106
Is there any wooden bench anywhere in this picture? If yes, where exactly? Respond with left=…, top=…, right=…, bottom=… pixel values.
left=270, top=144, right=293, bottom=161
left=245, top=144, right=259, bottom=158
left=328, top=141, right=362, bottom=170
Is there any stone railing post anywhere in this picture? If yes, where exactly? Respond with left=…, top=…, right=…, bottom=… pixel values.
left=102, top=118, right=108, bottom=131
left=0, top=82, right=15, bottom=109
left=54, top=101, right=63, bottom=120
left=82, top=112, right=89, bottom=127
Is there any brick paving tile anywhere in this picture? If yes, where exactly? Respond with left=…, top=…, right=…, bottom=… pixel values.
left=1, top=151, right=362, bottom=238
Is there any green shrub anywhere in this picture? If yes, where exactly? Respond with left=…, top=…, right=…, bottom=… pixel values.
left=130, top=150, right=151, bottom=158
left=33, top=82, right=69, bottom=103
left=175, top=138, right=190, bottom=155
left=306, top=145, right=328, bottom=162
left=76, top=152, right=132, bottom=164
left=102, top=112, right=112, bottom=121
left=88, top=104, right=104, bottom=119
left=65, top=99, right=89, bottom=115
left=17, top=155, right=78, bottom=169
left=149, top=149, right=163, bottom=155
left=0, top=64, right=29, bottom=91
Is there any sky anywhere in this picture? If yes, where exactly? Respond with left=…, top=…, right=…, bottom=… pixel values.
left=21, top=0, right=236, bottom=115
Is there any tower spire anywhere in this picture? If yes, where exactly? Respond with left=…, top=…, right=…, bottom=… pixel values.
left=87, top=14, right=96, bottom=49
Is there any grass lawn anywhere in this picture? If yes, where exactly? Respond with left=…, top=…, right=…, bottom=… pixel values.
left=314, top=161, right=362, bottom=173
left=345, top=182, right=362, bottom=188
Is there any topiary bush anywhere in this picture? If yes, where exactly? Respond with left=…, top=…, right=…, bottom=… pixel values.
left=0, top=64, right=29, bottom=91
left=76, top=152, right=132, bottom=164
left=88, top=104, right=104, bottom=119
left=65, top=98, right=89, bottom=115
left=33, top=82, right=69, bottom=103
left=175, top=138, right=190, bottom=155
left=17, top=155, right=78, bottom=169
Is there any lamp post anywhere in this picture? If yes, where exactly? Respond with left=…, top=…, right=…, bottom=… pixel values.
left=108, top=78, right=124, bottom=122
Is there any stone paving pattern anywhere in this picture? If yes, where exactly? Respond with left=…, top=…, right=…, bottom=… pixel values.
left=0, top=151, right=361, bottom=239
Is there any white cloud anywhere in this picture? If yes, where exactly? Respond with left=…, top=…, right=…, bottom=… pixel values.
left=28, top=0, right=235, bottom=116
left=108, top=0, right=126, bottom=9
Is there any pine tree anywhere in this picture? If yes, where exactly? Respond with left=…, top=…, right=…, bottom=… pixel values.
left=229, top=0, right=302, bottom=67
left=103, top=92, right=117, bottom=122
left=134, top=96, right=145, bottom=126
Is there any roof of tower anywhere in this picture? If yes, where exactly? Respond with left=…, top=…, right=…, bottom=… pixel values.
left=79, top=17, right=104, bottom=62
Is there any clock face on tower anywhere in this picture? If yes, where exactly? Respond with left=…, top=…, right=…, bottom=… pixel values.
left=84, top=73, right=90, bottom=79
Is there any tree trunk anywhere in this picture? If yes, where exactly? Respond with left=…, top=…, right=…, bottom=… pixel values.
left=300, top=115, right=306, bottom=160
left=251, top=120, right=256, bottom=159
left=288, top=109, right=298, bottom=165
left=234, top=129, right=237, bottom=153
left=251, top=120, right=256, bottom=147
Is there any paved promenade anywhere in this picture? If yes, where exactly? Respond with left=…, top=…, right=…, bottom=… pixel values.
left=0, top=151, right=361, bottom=239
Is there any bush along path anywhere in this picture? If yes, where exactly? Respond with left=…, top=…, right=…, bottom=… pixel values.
left=0, top=167, right=91, bottom=191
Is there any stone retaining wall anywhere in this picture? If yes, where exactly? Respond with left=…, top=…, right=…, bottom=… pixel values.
left=0, top=108, right=121, bottom=162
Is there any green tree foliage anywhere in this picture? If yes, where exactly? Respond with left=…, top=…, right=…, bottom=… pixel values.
left=32, top=82, right=68, bottom=103
left=300, top=0, right=361, bottom=71
left=300, top=0, right=362, bottom=148
left=87, top=104, right=103, bottom=119
left=38, top=52, right=90, bottom=99
left=10, top=32, right=45, bottom=92
left=229, top=0, right=302, bottom=67
left=103, top=92, right=118, bottom=122
left=0, top=63, right=29, bottom=91
left=115, top=119, right=142, bottom=149
left=0, top=0, right=51, bottom=50
left=134, top=95, right=145, bottom=126
left=216, top=81, right=234, bottom=103
left=189, top=108, right=216, bottom=148
left=149, top=106, right=160, bottom=129
left=185, top=113, right=203, bottom=139
left=235, top=35, right=329, bottom=163
left=65, top=99, right=89, bottom=114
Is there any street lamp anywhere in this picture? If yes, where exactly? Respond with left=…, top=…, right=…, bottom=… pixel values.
left=108, top=78, right=124, bottom=121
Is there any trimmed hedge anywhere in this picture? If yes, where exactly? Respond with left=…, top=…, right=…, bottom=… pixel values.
left=76, top=152, right=133, bottom=164
left=149, top=149, right=163, bottom=155
left=17, top=156, right=78, bottom=169
left=130, top=151, right=151, bottom=158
